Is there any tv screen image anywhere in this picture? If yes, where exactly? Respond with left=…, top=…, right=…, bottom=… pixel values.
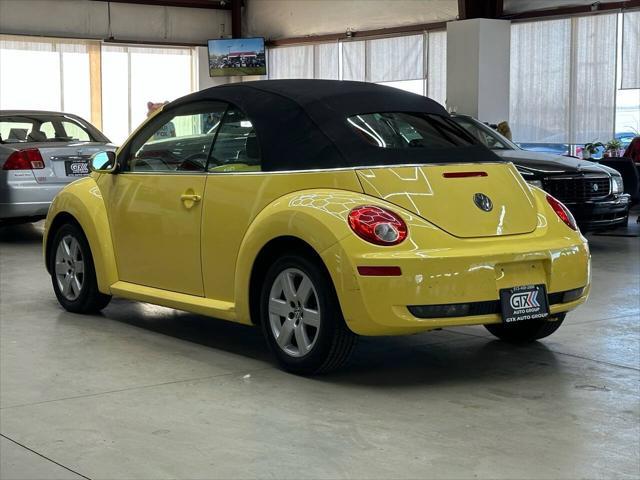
left=208, top=37, right=267, bottom=77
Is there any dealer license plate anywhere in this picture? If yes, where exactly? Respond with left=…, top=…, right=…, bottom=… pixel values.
left=499, top=284, right=549, bottom=323
left=65, top=160, right=89, bottom=176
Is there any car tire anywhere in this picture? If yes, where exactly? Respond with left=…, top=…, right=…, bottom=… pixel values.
left=484, top=314, right=565, bottom=343
left=260, top=253, right=357, bottom=375
left=49, top=223, right=111, bottom=314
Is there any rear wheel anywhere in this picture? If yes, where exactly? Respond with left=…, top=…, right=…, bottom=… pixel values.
left=50, top=223, right=111, bottom=313
left=484, top=314, right=565, bottom=343
left=260, top=254, right=357, bottom=375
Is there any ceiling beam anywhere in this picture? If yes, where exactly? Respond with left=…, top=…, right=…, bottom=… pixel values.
left=92, top=0, right=232, bottom=10
left=505, top=0, right=640, bottom=20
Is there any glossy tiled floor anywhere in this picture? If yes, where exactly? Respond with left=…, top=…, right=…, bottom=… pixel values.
left=1, top=219, right=638, bottom=479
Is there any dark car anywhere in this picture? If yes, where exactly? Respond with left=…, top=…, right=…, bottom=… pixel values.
left=452, top=115, right=631, bottom=231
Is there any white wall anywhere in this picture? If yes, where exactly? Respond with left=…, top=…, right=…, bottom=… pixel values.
left=0, top=0, right=230, bottom=45
left=245, top=0, right=457, bottom=39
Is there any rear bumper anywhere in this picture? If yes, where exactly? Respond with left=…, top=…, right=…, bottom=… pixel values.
left=566, top=194, right=631, bottom=231
left=0, top=182, right=64, bottom=220
left=322, top=226, right=591, bottom=336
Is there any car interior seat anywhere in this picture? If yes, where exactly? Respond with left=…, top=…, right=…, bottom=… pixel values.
left=28, top=130, right=47, bottom=142
left=8, top=128, right=28, bottom=141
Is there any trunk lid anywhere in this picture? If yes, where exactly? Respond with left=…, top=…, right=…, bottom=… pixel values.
left=24, top=142, right=115, bottom=184
left=356, top=163, right=538, bottom=238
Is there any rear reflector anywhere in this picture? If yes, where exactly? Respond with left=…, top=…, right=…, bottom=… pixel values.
left=2, top=149, right=45, bottom=170
left=442, top=171, right=488, bottom=178
left=357, top=266, right=402, bottom=276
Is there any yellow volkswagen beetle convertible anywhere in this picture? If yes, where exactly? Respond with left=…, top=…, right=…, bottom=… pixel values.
left=44, top=80, right=590, bottom=374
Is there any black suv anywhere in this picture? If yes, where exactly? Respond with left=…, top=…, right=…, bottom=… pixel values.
left=452, top=115, right=631, bottom=232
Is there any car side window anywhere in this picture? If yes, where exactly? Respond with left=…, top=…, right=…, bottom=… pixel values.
left=127, top=103, right=227, bottom=173
left=208, top=106, right=261, bottom=173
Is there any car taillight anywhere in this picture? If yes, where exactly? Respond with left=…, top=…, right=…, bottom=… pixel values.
left=2, top=149, right=45, bottom=170
left=546, top=194, right=577, bottom=231
left=348, top=205, right=408, bottom=246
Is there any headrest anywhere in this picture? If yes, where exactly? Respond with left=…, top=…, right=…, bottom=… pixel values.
left=28, top=130, right=47, bottom=142
left=8, top=128, right=28, bottom=140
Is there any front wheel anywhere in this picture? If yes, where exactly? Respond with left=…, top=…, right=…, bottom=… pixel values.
left=484, top=314, right=565, bottom=343
left=260, top=254, right=357, bottom=375
left=50, top=223, right=111, bottom=313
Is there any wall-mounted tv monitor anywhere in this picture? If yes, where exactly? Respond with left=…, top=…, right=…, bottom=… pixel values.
left=208, top=37, right=267, bottom=77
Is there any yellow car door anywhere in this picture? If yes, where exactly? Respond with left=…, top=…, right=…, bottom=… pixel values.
left=101, top=102, right=227, bottom=296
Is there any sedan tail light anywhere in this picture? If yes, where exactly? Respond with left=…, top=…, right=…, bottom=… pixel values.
left=546, top=194, right=577, bottom=231
left=348, top=205, right=408, bottom=245
left=2, top=149, right=45, bottom=170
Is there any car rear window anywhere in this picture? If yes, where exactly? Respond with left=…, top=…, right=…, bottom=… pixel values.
left=347, top=112, right=476, bottom=150
left=0, top=115, right=96, bottom=144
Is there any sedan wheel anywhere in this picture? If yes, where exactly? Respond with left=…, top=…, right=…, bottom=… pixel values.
left=54, top=235, right=85, bottom=301
left=268, top=268, right=321, bottom=357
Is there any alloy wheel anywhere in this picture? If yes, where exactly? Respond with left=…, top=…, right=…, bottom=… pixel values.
left=54, top=235, right=85, bottom=301
left=268, top=268, right=321, bottom=357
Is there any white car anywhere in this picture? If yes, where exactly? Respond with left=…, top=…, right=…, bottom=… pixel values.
left=0, top=111, right=116, bottom=224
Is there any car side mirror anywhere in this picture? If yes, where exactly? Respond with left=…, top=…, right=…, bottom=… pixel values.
left=89, top=151, right=117, bottom=173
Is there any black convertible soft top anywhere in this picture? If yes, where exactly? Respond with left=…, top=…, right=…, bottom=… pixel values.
left=170, top=80, right=498, bottom=171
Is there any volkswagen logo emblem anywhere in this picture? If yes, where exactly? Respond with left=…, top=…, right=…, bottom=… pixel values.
left=473, top=193, right=493, bottom=212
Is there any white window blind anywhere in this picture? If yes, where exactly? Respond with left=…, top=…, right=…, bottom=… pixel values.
left=621, top=11, right=640, bottom=89
left=101, top=44, right=194, bottom=144
left=342, top=41, right=366, bottom=81
left=314, top=43, right=339, bottom=80
left=510, top=19, right=572, bottom=143
left=101, top=45, right=130, bottom=146
left=367, top=34, right=423, bottom=83
left=569, top=14, right=618, bottom=144
left=267, top=45, right=313, bottom=79
left=427, top=30, right=447, bottom=107
left=0, top=36, right=92, bottom=119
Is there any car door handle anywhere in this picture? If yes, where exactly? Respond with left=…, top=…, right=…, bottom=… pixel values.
left=180, top=194, right=201, bottom=203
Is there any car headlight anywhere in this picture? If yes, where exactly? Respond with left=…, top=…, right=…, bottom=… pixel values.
left=527, top=180, right=543, bottom=189
left=611, top=175, right=624, bottom=194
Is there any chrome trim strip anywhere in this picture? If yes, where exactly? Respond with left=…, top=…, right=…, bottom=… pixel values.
left=117, top=161, right=508, bottom=176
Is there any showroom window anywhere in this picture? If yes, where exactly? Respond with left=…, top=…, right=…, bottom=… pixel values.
left=509, top=12, right=640, bottom=146
left=267, top=30, right=447, bottom=107
left=0, top=35, right=197, bottom=146
left=101, top=45, right=196, bottom=145
left=0, top=35, right=95, bottom=122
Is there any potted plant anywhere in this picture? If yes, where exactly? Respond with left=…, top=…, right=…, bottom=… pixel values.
left=583, top=141, right=604, bottom=160
left=605, top=138, right=623, bottom=157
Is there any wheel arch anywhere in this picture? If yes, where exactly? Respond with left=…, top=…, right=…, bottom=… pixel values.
left=44, top=211, right=81, bottom=273
left=43, top=177, right=118, bottom=294
left=248, top=236, right=328, bottom=326
left=233, top=189, right=367, bottom=325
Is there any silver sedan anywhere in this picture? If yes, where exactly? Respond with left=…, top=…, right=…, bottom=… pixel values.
left=0, top=111, right=116, bottom=224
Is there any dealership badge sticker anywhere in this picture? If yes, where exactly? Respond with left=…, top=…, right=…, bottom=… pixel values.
left=499, top=284, right=550, bottom=323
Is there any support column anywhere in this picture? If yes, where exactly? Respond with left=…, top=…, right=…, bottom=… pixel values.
left=446, top=18, right=511, bottom=124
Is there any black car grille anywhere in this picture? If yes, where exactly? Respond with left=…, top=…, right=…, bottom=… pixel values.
left=544, top=176, right=611, bottom=202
